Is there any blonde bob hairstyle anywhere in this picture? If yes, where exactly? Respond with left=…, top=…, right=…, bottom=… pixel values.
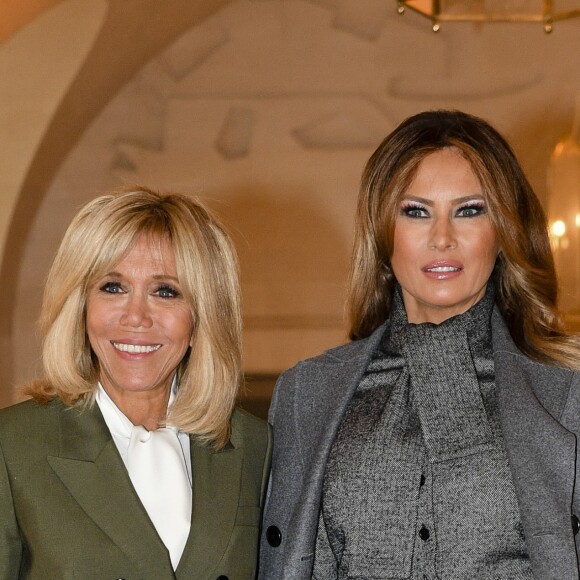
left=29, top=187, right=242, bottom=448
left=349, top=109, right=580, bottom=369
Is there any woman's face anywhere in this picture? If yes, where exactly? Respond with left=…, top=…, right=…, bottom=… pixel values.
left=390, top=147, right=499, bottom=324
left=86, top=234, right=193, bottom=402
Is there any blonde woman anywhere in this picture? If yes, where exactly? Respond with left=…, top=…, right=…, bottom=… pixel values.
left=260, top=110, right=580, bottom=579
left=0, top=187, right=271, bottom=579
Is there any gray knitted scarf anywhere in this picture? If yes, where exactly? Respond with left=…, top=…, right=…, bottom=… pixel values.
left=384, top=286, right=495, bottom=463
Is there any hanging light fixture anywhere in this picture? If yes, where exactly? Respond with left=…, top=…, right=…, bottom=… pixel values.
left=396, top=0, right=580, bottom=32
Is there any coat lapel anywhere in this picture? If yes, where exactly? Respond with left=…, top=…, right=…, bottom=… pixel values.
left=47, top=403, right=175, bottom=579
left=287, top=325, right=386, bottom=555
left=176, top=437, right=243, bottom=579
left=493, top=310, right=579, bottom=579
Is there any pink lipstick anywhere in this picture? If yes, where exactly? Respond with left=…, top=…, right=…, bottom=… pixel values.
left=422, top=260, right=463, bottom=280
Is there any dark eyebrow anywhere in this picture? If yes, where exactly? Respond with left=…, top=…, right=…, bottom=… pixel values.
left=401, top=195, right=485, bottom=206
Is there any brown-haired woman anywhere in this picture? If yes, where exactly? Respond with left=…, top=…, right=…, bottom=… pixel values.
left=259, top=110, right=580, bottom=580
left=0, top=187, right=271, bottom=579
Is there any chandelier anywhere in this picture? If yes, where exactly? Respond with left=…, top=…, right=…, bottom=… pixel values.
left=396, top=0, right=580, bottom=32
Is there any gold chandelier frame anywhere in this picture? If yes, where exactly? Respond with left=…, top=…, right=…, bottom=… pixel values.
left=396, top=0, right=580, bottom=32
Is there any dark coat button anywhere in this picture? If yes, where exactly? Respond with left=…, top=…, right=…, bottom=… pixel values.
left=216, top=576, right=229, bottom=580
left=266, top=525, right=282, bottom=547
left=418, top=526, right=430, bottom=541
left=420, top=474, right=426, bottom=486
left=572, top=515, right=580, bottom=536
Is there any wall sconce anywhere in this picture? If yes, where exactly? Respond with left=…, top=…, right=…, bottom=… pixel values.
left=396, top=0, right=580, bottom=32
left=548, top=95, right=580, bottom=316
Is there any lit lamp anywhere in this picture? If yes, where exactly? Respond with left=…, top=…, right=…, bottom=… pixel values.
left=547, top=95, right=580, bottom=318
left=396, top=0, right=580, bottom=32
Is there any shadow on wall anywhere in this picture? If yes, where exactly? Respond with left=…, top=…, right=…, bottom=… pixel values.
left=206, top=185, right=352, bottom=370
left=220, top=186, right=351, bottom=420
left=240, top=373, right=278, bottom=420
left=210, top=184, right=353, bottom=419
left=213, top=185, right=350, bottom=287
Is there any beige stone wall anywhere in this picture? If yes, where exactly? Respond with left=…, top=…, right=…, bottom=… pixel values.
left=2, top=0, right=580, bottom=407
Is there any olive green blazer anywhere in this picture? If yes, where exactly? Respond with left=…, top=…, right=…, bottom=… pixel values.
left=0, top=398, right=271, bottom=580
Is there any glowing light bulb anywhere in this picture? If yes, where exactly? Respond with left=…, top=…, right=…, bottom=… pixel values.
left=551, top=220, right=567, bottom=237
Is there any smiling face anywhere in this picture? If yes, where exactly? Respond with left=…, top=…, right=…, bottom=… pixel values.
left=86, top=234, right=193, bottom=408
left=390, top=147, right=499, bottom=324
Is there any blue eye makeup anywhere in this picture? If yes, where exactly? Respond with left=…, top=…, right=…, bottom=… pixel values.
left=156, top=284, right=181, bottom=298
left=399, top=199, right=487, bottom=219
left=456, top=201, right=486, bottom=217
left=99, top=281, right=123, bottom=294
left=400, top=202, right=429, bottom=218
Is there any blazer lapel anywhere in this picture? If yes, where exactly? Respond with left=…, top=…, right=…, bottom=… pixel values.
left=493, top=310, right=578, bottom=579
left=176, top=437, right=243, bottom=579
left=48, top=403, right=175, bottom=579
left=288, top=324, right=386, bottom=554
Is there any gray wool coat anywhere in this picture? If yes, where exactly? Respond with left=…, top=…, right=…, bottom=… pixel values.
left=258, top=308, right=580, bottom=580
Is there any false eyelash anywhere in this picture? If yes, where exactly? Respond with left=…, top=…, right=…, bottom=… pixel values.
left=99, top=281, right=122, bottom=292
left=156, top=284, right=181, bottom=297
left=458, top=200, right=485, bottom=210
left=400, top=200, right=425, bottom=210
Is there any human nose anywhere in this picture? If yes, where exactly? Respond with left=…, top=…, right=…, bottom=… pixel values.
left=429, top=216, right=457, bottom=250
left=120, top=293, right=153, bottom=328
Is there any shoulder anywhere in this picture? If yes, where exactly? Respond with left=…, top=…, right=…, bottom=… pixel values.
left=492, top=309, right=579, bottom=416
left=272, top=327, right=384, bottom=392
left=492, top=307, right=579, bottom=378
left=278, top=325, right=385, bottom=380
left=320, top=334, right=378, bottom=363
left=0, top=398, right=64, bottom=434
left=230, top=408, right=270, bottom=450
left=0, top=398, right=68, bottom=461
left=268, top=324, right=387, bottom=423
left=229, top=409, right=271, bottom=483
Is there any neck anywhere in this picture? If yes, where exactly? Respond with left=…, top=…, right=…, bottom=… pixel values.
left=104, top=385, right=171, bottom=430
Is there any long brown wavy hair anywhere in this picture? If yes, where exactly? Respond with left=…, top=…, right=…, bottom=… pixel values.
left=348, top=109, right=580, bottom=369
